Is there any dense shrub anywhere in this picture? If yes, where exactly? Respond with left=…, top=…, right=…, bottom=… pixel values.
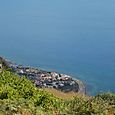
left=96, top=93, right=115, bottom=105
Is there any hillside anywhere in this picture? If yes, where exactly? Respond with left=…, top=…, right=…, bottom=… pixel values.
left=0, top=70, right=115, bottom=115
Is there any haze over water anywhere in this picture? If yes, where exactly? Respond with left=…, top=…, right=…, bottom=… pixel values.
left=0, top=0, right=115, bottom=95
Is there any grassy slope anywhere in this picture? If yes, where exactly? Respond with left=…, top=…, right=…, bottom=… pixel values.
left=0, top=70, right=115, bottom=115
left=43, top=88, right=86, bottom=100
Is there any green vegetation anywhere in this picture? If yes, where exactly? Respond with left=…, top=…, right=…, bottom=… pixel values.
left=0, top=70, right=115, bottom=115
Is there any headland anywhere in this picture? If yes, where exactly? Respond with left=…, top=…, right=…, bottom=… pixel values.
left=0, top=56, right=86, bottom=94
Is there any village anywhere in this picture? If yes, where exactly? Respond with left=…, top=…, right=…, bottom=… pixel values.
left=9, top=64, right=79, bottom=92
left=0, top=56, right=85, bottom=93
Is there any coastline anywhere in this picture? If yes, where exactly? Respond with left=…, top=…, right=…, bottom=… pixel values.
left=0, top=56, right=86, bottom=94
left=75, top=79, right=86, bottom=94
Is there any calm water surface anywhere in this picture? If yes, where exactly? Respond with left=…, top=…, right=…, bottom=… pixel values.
left=0, top=0, right=115, bottom=95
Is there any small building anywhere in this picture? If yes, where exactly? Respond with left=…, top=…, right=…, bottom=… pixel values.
left=51, top=72, right=59, bottom=78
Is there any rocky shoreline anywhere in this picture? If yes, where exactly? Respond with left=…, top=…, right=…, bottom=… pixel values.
left=0, top=56, right=86, bottom=94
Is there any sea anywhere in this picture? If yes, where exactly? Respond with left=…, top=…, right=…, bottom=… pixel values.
left=0, top=0, right=115, bottom=95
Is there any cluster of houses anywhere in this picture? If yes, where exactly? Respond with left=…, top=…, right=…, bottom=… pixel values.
left=9, top=64, right=79, bottom=92
left=0, top=56, right=83, bottom=93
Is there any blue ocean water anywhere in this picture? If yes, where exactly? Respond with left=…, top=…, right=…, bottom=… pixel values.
left=0, top=0, right=115, bottom=95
